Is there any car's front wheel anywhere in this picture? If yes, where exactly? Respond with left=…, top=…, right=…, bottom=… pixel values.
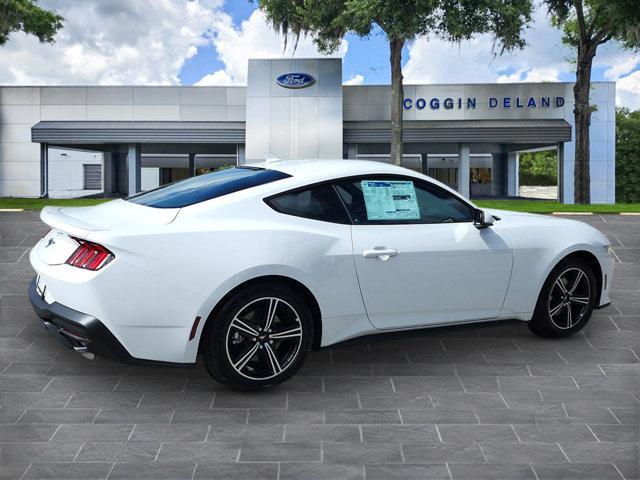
left=529, top=258, right=597, bottom=338
left=203, top=283, right=313, bottom=390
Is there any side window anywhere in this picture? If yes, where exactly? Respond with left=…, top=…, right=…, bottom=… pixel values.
left=266, top=184, right=350, bottom=224
left=414, top=183, right=474, bottom=223
left=334, top=177, right=474, bottom=224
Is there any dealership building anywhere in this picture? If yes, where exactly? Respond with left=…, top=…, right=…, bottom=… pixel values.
left=0, top=58, right=616, bottom=203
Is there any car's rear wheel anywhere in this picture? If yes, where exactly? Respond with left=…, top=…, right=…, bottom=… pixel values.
left=203, top=283, right=313, bottom=390
left=528, top=258, right=597, bottom=338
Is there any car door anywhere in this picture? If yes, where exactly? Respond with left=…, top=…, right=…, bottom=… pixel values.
left=334, top=176, right=514, bottom=330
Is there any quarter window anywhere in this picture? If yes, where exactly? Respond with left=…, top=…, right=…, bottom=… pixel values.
left=334, top=177, right=474, bottom=224
left=266, top=184, right=350, bottom=224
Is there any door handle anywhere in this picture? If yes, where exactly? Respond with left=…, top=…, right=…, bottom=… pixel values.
left=362, top=247, right=399, bottom=260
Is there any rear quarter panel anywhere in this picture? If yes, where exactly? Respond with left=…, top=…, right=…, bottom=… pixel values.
left=90, top=195, right=369, bottom=352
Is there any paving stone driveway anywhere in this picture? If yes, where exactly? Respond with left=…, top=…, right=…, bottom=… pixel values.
left=1, top=212, right=638, bottom=480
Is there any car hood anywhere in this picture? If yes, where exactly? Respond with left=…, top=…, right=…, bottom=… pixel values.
left=485, top=208, right=610, bottom=245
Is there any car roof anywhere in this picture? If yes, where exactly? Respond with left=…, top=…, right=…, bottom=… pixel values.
left=246, top=159, right=418, bottom=183
left=177, top=158, right=477, bottom=217
left=243, top=159, right=476, bottom=208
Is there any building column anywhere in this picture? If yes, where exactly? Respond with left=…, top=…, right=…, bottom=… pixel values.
left=103, top=152, right=114, bottom=195
left=557, top=142, right=565, bottom=203
left=188, top=153, right=196, bottom=177
left=126, top=143, right=141, bottom=196
left=507, top=151, right=519, bottom=197
left=40, top=143, right=49, bottom=198
left=457, top=143, right=470, bottom=198
left=420, top=153, right=429, bottom=175
left=346, top=144, right=357, bottom=160
left=237, top=144, right=246, bottom=165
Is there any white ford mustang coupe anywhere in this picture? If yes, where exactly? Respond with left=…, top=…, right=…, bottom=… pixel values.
left=30, top=160, right=614, bottom=389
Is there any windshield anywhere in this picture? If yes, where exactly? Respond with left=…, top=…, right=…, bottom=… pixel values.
left=126, top=166, right=290, bottom=208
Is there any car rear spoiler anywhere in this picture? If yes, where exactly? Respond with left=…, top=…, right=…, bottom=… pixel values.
left=41, top=206, right=106, bottom=238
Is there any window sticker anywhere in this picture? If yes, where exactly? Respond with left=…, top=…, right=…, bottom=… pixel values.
left=361, top=180, right=420, bottom=221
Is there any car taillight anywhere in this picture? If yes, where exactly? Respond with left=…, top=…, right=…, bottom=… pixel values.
left=66, top=238, right=114, bottom=270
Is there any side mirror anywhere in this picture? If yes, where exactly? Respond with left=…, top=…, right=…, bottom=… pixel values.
left=473, top=209, right=494, bottom=229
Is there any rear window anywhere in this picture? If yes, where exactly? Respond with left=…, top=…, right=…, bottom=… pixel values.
left=126, top=166, right=290, bottom=208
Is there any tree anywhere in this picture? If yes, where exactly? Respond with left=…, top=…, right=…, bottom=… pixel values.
left=615, top=107, right=640, bottom=203
left=258, top=0, right=532, bottom=166
left=519, top=150, right=558, bottom=186
left=0, top=0, right=64, bottom=46
left=544, top=0, right=640, bottom=204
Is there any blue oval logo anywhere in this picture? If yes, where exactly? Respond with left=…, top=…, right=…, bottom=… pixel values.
left=275, top=73, right=315, bottom=89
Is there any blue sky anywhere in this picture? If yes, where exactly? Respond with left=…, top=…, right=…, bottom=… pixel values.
left=179, top=4, right=402, bottom=86
left=178, top=1, right=622, bottom=87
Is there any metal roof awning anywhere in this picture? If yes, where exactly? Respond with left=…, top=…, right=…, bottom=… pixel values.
left=343, top=119, right=572, bottom=144
left=32, top=119, right=571, bottom=146
left=32, top=121, right=246, bottom=144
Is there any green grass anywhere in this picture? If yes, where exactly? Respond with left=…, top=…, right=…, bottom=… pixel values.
left=0, top=198, right=110, bottom=210
left=475, top=199, right=640, bottom=214
left=1, top=197, right=639, bottom=214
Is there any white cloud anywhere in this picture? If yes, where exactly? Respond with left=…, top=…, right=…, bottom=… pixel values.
left=402, top=6, right=639, bottom=108
left=497, top=67, right=561, bottom=83
left=196, top=9, right=348, bottom=86
left=195, top=70, right=237, bottom=86
left=604, top=54, right=639, bottom=81
left=599, top=52, right=640, bottom=109
left=0, top=0, right=223, bottom=85
left=343, top=74, right=364, bottom=85
left=616, top=70, right=640, bottom=110
left=403, top=8, right=571, bottom=85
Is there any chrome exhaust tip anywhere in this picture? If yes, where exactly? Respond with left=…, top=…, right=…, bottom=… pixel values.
left=73, top=346, right=95, bottom=360
left=42, top=320, right=94, bottom=360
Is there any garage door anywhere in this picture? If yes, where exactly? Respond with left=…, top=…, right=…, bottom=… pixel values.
left=83, top=164, right=102, bottom=190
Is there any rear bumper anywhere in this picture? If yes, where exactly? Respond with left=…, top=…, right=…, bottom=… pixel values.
left=29, top=277, right=193, bottom=367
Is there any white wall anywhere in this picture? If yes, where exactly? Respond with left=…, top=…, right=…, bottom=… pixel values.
left=141, top=167, right=160, bottom=191
left=0, top=87, right=41, bottom=196
left=48, top=148, right=103, bottom=198
left=560, top=82, right=616, bottom=203
left=245, top=59, right=343, bottom=161
left=0, top=85, right=247, bottom=197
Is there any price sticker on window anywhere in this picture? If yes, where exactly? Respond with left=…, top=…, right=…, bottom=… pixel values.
left=361, top=180, right=420, bottom=221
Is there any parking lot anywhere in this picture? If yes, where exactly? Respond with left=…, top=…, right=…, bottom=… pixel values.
left=1, top=211, right=638, bottom=480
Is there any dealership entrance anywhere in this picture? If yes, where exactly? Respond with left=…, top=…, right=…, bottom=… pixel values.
left=344, top=118, right=571, bottom=199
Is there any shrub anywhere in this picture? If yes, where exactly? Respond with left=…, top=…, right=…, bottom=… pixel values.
left=616, top=108, right=640, bottom=203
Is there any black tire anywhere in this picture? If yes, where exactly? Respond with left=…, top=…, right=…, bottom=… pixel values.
left=528, top=258, right=597, bottom=338
left=203, top=283, right=313, bottom=390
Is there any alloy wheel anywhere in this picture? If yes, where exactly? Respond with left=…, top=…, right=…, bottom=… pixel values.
left=547, top=267, right=591, bottom=330
left=225, top=297, right=303, bottom=380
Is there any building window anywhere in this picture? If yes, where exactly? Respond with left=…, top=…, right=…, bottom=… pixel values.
left=83, top=164, right=102, bottom=190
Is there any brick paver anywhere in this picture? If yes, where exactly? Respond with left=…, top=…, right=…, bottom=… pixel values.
left=0, top=212, right=638, bottom=479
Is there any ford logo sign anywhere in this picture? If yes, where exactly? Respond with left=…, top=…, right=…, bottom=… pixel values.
left=275, top=73, right=315, bottom=89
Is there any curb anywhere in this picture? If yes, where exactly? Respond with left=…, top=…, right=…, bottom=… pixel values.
left=552, top=212, right=593, bottom=215
left=551, top=212, right=640, bottom=216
